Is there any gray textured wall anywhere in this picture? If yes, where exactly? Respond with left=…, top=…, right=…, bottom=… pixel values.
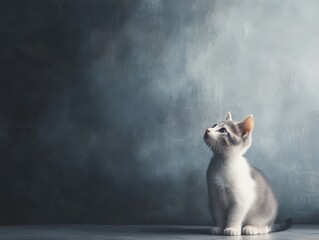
left=1, top=0, right=319, bottom=224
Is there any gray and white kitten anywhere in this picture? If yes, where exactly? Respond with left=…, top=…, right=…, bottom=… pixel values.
left=204, top=112, right=292, bottom=236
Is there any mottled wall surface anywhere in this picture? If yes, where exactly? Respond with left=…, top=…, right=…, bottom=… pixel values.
left=1, top=0, right=319, bottom=224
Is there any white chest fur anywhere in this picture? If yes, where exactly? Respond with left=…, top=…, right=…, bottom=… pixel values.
left=211, top=156, right=256, bottom=207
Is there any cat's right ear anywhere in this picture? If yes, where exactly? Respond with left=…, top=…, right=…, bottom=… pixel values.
left=237, top=115, right=254, bottom=137
left=225, top=112, right=232, bottom=121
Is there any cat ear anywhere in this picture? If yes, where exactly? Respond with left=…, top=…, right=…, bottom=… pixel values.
left=238, top=115, right=254, bottom=137
left=225, top=112, right=232, bottom=121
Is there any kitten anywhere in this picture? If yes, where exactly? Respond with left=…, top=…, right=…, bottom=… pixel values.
left=204, top=112, right=292, bottom=236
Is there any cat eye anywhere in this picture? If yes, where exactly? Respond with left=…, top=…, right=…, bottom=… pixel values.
left=219, top=127, right=227, bottom=133
left=212, top=124, right=217, bottom=128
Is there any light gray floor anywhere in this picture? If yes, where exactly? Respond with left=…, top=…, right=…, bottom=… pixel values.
left=0, top=225, right=317, bottom=240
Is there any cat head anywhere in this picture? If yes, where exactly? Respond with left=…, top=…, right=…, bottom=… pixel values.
left=204, top=112, right=254, bottom=156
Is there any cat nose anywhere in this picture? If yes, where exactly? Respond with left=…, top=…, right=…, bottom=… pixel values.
left=206, top=128, right=211, bottom=133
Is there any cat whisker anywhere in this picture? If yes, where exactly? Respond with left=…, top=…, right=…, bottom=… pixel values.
left=205, top=137, right=213, bottom=153
left=208, top=137, right=214, bottom=149
left=205, top=140, right=211, bottom=153
left=208, top=139, right=213, bottom=152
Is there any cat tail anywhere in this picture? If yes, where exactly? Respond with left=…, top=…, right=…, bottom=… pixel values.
left=270, top=218, right=293, bottom=232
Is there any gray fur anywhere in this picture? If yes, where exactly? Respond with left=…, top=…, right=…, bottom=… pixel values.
left=245, top=166, right=278, bottom=226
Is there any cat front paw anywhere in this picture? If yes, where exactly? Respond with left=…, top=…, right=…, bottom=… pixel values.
left=224, top=227, right=241, bottom=236
left=242, top=225, right=269, bottom=235
left=242, top=225, right=258, bottom=235
left=211, top=226, right=222, bottom=235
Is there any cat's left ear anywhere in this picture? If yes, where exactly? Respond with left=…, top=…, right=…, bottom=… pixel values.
left=225, top=112, right=232, bottom=121
left=238, top=115, right=254, bottom=137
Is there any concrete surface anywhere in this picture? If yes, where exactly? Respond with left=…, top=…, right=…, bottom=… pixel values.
left=0, top=225, right=317, bottom=240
